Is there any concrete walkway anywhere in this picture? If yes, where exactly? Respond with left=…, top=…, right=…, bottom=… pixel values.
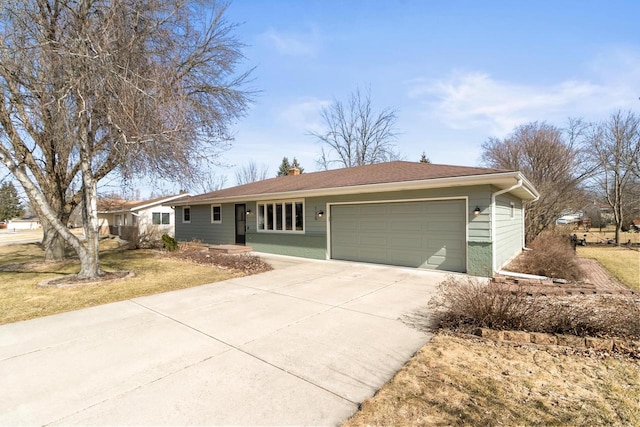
left=0, top=255, right=447, bottom=426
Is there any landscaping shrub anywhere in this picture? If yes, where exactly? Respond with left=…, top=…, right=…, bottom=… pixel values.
left=428, top=276, right=543, bottom=331
left=169, top=240, right=272, bottom=274
left=429, top=276, right=640, bottom=339
left=161, top=234, right=178, bottom=251
left=512, top=230, right=584, bottom=281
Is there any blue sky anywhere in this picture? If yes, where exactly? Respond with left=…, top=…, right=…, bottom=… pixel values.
left=140, top=0, right=640, bottom=195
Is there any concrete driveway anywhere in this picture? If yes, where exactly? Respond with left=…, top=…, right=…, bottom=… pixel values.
left=0, top=254, right=447, bottom=426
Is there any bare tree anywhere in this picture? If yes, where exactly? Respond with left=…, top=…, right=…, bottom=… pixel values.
left=311, top=88, right=399, bottom=169
left=198, top=172, right=228, bottom=193
left=0, top=1, right=251, bottom=278
left=481, top=121, right=593, bottom=243
left=235, top=161, right=269, bottom=185
left=586, top=111, right=640, bottom=243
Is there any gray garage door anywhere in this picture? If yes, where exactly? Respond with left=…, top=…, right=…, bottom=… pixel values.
left=330, top=200, right=466, bottom=272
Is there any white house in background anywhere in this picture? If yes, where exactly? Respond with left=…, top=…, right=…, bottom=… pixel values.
left=5, top=216, right=41, bottom=230
left=97, top=193, right=190, bottom=241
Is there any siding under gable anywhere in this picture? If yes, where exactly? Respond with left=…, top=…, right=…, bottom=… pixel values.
left=494, top=192, right=523, bottom=269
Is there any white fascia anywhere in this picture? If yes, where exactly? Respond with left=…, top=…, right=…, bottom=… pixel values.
left=174, top=172, right=538, bottom=206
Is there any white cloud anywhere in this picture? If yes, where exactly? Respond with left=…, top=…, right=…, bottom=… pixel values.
left=261, top=26, right=321, bottom=56
left=276, top=97, right=331, bottom=134
left=408, top=50, right=640, bottom=136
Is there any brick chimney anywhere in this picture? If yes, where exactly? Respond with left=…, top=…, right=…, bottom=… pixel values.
left=288, top=167, right=301, bottom=176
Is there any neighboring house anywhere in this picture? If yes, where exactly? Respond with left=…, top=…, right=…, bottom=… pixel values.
left=172, top=161, right=539, bottom=277
left=5, top=216, right=41, bottom=230
left=98, top=193, right=190, bottom=241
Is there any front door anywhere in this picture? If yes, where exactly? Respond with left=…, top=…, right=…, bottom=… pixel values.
left=235, top=204, right=246, bottom=245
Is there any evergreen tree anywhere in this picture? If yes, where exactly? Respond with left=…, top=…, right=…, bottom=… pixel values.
left=419, top=152, right=431, bottom=163
left=277, top=157, right=305, bottom=176
left=291, top=157, right=304, bottom=174
left=0, top=182, right=24, bottom=221
left=276, top=157, right=291, bottom=177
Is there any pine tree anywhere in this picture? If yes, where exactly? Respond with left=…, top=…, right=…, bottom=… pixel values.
left=276, top=157, right=291, bottom=177
left=291, top=157, right=304, bottom=174
left=419, top=152, right=431, bottom=164
left=0, top=182, right=24, bottom=221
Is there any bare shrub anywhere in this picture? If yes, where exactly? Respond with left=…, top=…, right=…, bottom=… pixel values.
left=534, top=297, right=640, bottom=338
left=428, top=276, right=543, bottom=331
left=169, top=242, right=272, bottom=275
left=511, top=231, right=584, bottom=280
left=429, top=276, right=640, bottom=339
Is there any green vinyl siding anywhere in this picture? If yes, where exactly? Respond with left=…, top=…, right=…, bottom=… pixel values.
left=494, top=193, right=523, bottom=269
left=174, top=184, right=497, bottom=276
left=174, top=204, right=234, bottom=244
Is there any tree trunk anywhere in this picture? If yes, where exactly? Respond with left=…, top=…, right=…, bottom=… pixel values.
left=42, top=218, right=66, bottom=261
left=77, top=158, right=102, bottom=279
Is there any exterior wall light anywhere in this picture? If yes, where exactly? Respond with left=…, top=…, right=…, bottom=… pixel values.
left=474, top=206, right=481, bottom=216
left=246, top=209, right=252, bottom=216
left=314, top=207, right=324, bottom=220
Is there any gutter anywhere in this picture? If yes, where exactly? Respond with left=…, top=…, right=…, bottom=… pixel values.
left=171, top=171, right=531, bottom=206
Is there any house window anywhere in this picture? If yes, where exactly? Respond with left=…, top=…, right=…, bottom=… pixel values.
left=115, top=214, right=122, bottom=226
left=510, top=202, right=515, bottom=220
left=153, top=212, right=170, bottom=225
left=183, top=206, right=191, bottom=223
left=257, top=200, right=304, bottom=233
left=151, top=212, right=170, bottom=225
left=211, top=204, right=222, bottom=223
left=258, top=204, right=265, bottom=230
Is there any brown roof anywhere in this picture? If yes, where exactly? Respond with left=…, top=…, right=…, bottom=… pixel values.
left=181, top=161, right=518, bottom=205
left=97, top=198, right=142, bottom=212
left=98, top=194, right=188, bottom=212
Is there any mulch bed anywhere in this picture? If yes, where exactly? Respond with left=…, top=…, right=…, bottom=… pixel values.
left=167, top=245, right=273, bottom=275
left=37, top=270, right=134, bottom=288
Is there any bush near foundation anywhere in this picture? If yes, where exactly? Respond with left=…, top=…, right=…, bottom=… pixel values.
left=510, top=231, right=584, bottom=281
left=429, top=276, right=640, bottom=339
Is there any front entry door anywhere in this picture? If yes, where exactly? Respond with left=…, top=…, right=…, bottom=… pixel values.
left=235, top=204, right=246, bottom=245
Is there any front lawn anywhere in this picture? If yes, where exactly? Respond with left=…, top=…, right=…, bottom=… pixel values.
left=345, top=243, right=640, bottom=426
left=0, top=240, right=247, bottom=325
left=345, top=334, right=640, bottom=426
left=578, top=246, right=640, bottom=290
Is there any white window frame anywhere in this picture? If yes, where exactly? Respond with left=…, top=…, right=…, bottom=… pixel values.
left=152, top=212, right=170, bottom=225
left=182, top=206, right=191, bottom=223
left=211, top=204, right=222, bottom=224
left=257, top=199, right=304, bottom=233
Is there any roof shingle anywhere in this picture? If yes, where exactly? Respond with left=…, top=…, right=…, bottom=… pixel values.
left=183, top=161, right=513, bottom=204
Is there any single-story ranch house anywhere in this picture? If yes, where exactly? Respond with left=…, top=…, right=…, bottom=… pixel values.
left=171, top=161, right=538, bottom=277
left=98, top=193, right=190, bottom=240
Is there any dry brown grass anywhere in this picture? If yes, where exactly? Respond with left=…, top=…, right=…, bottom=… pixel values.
left=578, top=246, right=640, bottom=291
left=0, top=240, right=244, bottom=325
left=344, top=334, right=640, bottom=427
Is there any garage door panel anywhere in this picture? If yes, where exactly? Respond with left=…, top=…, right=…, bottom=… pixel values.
left=331, top=201, right=466, bottom=272
left=390, top=236, right=423, bottom=250
left=390, top=203, right=422, bottom=214
left=359, top=235, right=387, bottom=246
